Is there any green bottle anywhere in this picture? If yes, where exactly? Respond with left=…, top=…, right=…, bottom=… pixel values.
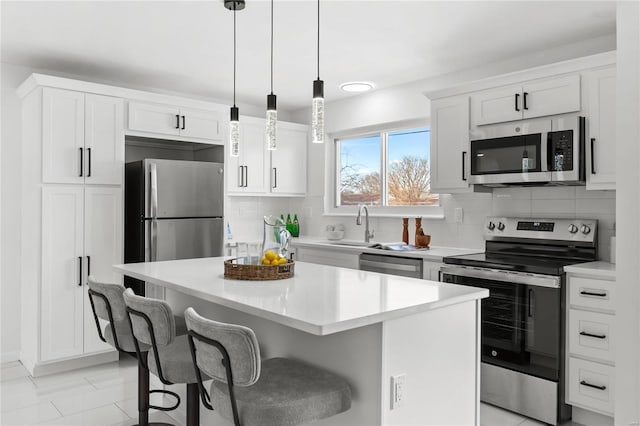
left=292, top=214, right=300, bottom=237
left=286, top=214, right=293, bottom=234
left=280, top=214, right=285, bottom=224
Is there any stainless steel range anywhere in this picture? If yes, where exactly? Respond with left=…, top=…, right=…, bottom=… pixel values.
left=441, top=217, right=598, bottom=425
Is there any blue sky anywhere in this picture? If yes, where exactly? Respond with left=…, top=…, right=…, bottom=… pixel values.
left=340, top=128, right=430, bottom=175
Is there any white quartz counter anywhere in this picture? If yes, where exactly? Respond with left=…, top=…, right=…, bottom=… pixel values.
left=564, top=261, right=616, bottom=279
left=291, top=237, right=482, bottom=261
left=114, top=257, right=487, bottom=336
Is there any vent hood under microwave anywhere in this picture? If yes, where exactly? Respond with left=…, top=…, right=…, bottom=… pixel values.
left=468, top=116, right=585, bottom=187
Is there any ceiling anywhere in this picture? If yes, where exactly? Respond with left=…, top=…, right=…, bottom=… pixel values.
left=1, top=1, right=616, bottom=112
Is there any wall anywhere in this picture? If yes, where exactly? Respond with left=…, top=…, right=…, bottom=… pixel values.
left=614, top=2, right=640, bottom=424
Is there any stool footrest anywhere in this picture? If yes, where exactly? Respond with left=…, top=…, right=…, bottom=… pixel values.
left=149, top=389, right=181, bottom=412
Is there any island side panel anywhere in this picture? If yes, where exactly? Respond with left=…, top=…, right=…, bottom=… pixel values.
left=166, top=289, right=384, bottom=426
left=381, top=300, right=479, bottom=425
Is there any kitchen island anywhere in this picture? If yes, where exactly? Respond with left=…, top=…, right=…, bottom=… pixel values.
left=114, top=257, right=487, bottom=426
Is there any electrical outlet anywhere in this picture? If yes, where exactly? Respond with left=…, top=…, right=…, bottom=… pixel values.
left=454, top=207, right=464, bottom=223
left=391, top=374, right=406, bottom=409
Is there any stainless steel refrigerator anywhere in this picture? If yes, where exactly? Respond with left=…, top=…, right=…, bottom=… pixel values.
left=124, top=159, right=224, bottom=296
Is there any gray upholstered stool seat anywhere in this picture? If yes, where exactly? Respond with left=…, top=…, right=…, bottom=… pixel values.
left=185, top=307, right=352, bottom=426
left=210, top=357, right=352, bottom=426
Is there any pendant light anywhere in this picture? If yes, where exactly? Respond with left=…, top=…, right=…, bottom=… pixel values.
left=225, top=0, right=245, bottom=157
left=265, top=0, right=277, bottom=150
left=311, top=0, right=324, bottom=144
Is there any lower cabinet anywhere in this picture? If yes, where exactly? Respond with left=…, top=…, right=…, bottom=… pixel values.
left=295, top=247, right=359, bottom=270
left=35, top=185, right=121, bottom=368
left=566, top=270, right=616, bottom=418
left=423, top=260, right=444, bottom=281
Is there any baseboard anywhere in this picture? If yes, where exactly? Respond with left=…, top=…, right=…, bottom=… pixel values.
left=572, top=406, right=614, bottom=426
left=1, top=351, right=20, bottom=363
left=31, top=351, right=119, bottom=377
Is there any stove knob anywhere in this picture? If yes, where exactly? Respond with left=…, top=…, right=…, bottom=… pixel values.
left=497, top=222, right=506, bottom=231
left=487, top=221, right=496, bottom=231
left=568, top=224, right=579, bottom=234
left=581, top=224, right=592, bottom=235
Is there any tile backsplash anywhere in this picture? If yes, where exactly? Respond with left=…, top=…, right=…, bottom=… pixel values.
left=227, top=186, right=615, bottom=261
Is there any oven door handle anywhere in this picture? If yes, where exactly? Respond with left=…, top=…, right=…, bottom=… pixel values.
left=440, top=265, right=561, bottom=288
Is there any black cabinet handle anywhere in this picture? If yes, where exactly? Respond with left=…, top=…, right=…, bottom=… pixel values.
left=244, top=166, right=248, bottom=187
left=87, top=148, right=91, bottom=177
left=181, top=115, right=186, bottom=130
left=78, top=256, right=83, bottom=286
left=590, top=138, right=596, bottom=174
left=515, top=93, right=520, bottom=112
left=79, top=147, right=84, bottom=177
left=580, top=380, right=606, bottom=391
left=523, top=92, right=529, bottom=110
left=528, top=288, right=534, bottom=317
left=87, top=255, right=91, bottom=281
left=580, top=290, right=607, bottom=297
left=461, top=151, right=467, bottom=181
left=272, top=168, right=277, bottom=188
left=176, top=114, right=180, bottom=129
left=238, top=166, right=243, bottom=188
left=580, top=331, right=607, bottom=339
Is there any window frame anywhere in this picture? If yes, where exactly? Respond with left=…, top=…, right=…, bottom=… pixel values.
left=325, top=121, right=444, bottom=218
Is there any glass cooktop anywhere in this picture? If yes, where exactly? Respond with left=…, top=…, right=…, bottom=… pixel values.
left=443, top=252, right=586, bottom=276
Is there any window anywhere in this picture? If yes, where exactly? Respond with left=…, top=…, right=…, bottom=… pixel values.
left=335, top=127, right=439, bottom=210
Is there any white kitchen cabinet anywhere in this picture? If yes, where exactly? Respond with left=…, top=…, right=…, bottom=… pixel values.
left=586, top=66, right=616, bottom=190
left=423, top=260, right=444, bottom=281
left=430, top=95, right=473, bottom=193
left=228, top=116, right=308, bottom=196
left=471, top=75, right=580, bottom=126
left=270, top=123, right=308, bottom=195
left=128, top=101, right=222, bottom=142
left=41, top=185, right=121, bottom=361
left=566, top=268, right=616, bottom=418
left=42, top=88, right=124, bottom=185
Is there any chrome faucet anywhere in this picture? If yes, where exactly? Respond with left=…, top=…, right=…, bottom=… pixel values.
left=356, top=205, right=374, bottom=243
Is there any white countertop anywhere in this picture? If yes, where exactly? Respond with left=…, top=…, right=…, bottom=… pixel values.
left=291, top=237, right=482, bottom=262
left=114, top=257, right=487, bottom=336
left=564, top=261, right=616, bottom=279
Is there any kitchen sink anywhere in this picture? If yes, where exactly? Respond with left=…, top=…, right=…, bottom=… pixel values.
left=326, top=240, right=378, bottom=248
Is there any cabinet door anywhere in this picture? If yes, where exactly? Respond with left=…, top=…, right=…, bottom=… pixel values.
left=522, top=74, right=581, bottom=119
left=270, top=126, right=307, bottom=195
left=586, top=67, right=616, bottom=190
left=84, top=95, right=124, bottom=185
left=430, top=96, right=472, bottom=192
left=128, top=101, right=180, bottom=136
left=242, top=120, right=268, bottom=194
left=42, top=88, right=85, bottom=184
left=83, top=186, right=122, bottom=354
left=180, top=108, right=221, bottom=141
left=41, top=186, right=84, bottom=361
left=470, top=85, right=522, bottom=126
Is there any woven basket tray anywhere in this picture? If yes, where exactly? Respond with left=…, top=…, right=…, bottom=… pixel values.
left=224, top=258, right=295, bottom=281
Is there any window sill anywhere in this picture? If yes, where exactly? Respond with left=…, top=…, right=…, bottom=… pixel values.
left=322, top=211, right=445, bottom=219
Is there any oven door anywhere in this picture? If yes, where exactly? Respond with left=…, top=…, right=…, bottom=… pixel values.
left=469, top=119, right=551, bottom=185
left=441, top=265, right=562, bottom=382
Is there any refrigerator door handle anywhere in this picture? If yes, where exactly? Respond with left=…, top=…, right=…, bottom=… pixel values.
left=150, top=162, right=158, bottom=262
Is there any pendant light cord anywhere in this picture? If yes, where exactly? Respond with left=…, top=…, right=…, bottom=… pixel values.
left=233, top=7, right=236, bottom=107
left=317, top=0, right=320, bottom=79
left=270, top=0, right=274, bottom=94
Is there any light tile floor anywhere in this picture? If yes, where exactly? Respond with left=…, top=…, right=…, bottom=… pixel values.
left=1, top=357, right=582, bottom=426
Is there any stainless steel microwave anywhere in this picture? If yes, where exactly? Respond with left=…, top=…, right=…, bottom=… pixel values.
left=469, top=116, right=585, bottom=186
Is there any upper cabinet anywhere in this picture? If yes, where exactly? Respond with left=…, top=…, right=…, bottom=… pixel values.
left=585, top=66, right=616, bottom=190
left=227, top=117, right=308, bottom=197
left=471, top=75, right=581, bottom=126
left=128, top=101, right=221, bottom=142
left=42, top=88, right=124, bottom=185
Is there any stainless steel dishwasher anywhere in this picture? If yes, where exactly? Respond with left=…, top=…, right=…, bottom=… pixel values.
left=358, top=253, right=423, bottom=278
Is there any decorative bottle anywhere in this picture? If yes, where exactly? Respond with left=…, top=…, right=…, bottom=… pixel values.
left=292, top=214, right=300, bottom=237
left=402, top=218, right=409, bottom=244
left=286, top=214, right=293, bottom=234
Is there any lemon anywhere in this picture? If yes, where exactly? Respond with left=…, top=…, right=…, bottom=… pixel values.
left=278, top=258, right=287, bottom=265
left=261, top=256, right=271, bottom=265
left=264, top=250, right=276, bottom=261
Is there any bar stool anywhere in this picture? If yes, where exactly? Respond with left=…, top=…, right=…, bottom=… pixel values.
left=87, top=277, right=185, bottom=426
left=184, top=307, right=352, bottom=426
left=123, top=288, right=207, bottom=426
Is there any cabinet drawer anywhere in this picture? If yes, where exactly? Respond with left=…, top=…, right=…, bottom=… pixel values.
left=568, top=357, right=614, bottom=415
left=569, top=310, right=615, bottom=363
left=569, top=276, right=615, bottom=312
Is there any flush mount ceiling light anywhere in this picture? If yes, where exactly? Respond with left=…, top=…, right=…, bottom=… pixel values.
left=311, top=0, right=324, bottom=144
left=265, top=0, right=277, bottom=151
left=225, top=0, right=245, bottom=157
left=340, top=81, right=375, bottom=93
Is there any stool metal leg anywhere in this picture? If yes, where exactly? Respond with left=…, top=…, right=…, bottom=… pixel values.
left=186, top=383, right=200, bottom=426
left=136, top=353, right=174, bottom=426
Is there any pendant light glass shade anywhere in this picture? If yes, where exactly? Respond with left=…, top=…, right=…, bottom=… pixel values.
left=266, top=93, right=277, bottom=150
left=229, top=106, right=240, bottom=157
left=312, top=79, right=324, bottom=143
left=311, top=0, right=324, bottom=144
